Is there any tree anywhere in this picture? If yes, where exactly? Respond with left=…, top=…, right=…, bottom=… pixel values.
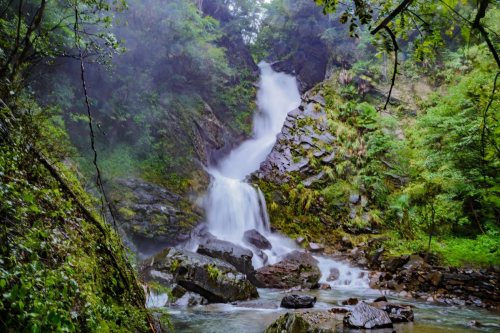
left=0, top=0, right=126, bottom=93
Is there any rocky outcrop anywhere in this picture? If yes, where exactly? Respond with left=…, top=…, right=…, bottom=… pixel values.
left=263, top=313, right=332, bottom=333
left=190, top=101, right=237, bottom=167
left=139, top=247, right=258, bottom=303
left=255, top=95, right=336, bottom=185
left=242, top=229, right=272, bottom=250
left=343, top=302, right=393, bottom=329
left=196, top=238, right=255, bottom=276
left=252, top=260, right=321, bottom=289
left=109, top=178, right=203, bottom=255
left=281, top=294, right=317, bottom=309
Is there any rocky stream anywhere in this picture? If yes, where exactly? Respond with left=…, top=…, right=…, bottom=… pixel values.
left=134, top=63, right=500, bottom=332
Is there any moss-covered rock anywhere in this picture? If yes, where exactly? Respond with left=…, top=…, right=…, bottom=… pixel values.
left=139, top=247, right=259, bottom=303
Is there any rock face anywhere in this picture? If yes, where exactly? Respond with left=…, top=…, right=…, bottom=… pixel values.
left=109, top=178, right=203, bottom=255
left=281, top=294, right=317, bottom=309
left=252, top=260, right=321, bottom=289
left=196, top=238, right=254, bottom=276
left=263, top=313, right=332, bottom=333
left=343, top=302, right=393, bottom=329
left=139, top=247, right=258, bottom=303
left=256, top=99, right=336, bottom=185
left=242, top=229, right=272, bottom=250
left=278, top=250, right=319, bottom=266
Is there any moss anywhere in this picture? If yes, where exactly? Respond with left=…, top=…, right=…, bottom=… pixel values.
left=0, top=103, right=157, bottom=332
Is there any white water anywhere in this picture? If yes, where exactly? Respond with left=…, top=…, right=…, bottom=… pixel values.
left=204, top=62, right=368, bottom=288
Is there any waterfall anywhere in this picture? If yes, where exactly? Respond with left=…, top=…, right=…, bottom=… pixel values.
left=205, top=62, right=301, bottom=240
left=204, top=62, right=368, bottom=288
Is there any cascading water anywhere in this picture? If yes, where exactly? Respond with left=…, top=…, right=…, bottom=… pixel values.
left=204, top=62, right=367, bottom=287
left=205, top=62, right=300, bottom=240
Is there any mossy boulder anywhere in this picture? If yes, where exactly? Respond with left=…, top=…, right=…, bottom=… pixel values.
left=139, top=247, right=258, bottom=303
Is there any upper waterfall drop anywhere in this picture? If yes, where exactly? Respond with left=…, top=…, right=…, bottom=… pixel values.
left=206, top=62, right=301, bottom=241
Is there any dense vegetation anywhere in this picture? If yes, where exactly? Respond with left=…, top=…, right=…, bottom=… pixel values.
left=1, top=0, right=500, bottom=330
left=253, top=0, right=500, bottom=268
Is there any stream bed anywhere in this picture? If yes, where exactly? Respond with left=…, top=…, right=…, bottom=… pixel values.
left=164, top=288, right=500, bottom=332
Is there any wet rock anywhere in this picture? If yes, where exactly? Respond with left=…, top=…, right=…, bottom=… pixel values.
left=319, top=283, right=331, bottom=290
left=402, top=254, right=424, bottom=270
left=281, top=294, right=317, bottom=309
left=278, top=250, right=319, bottom=266
left=197, top=238, right=254, bottom=276
left=370, top=248, right=385, bottom=267
left=374, top=296, right=388, bottom=302
left=139, top=247, right=258, bottom=303
left=308, top=243, right=325, bottom=252
left=343, top=302, right=393, bottom=329
left=384, top=255, right=410, bottom=273
left=232, top=301, right=278, bottom=309
left=271, top=58, right=295, bottom=75
left=252, top=247, right=269, bottom=265
left=341, top=298, right=359, bottom=306
left=109, top=178, right=203, bottom=254
left=367, top=301, right=414, bottom=323
left=171, top=284, right=187, bottom=299
left=252, top=260, right=321, bottom=289
left=167, top=291, right=208, bottom=307
left=326, top=268, right=340, bottom=282
left=242, top=229, right=272, bottom=250
left=427, top=270, right=443, bottom=286
left=263, top=312, right=331, bottom=333
left=466, top=320, right=482, bottom=327
left=329, top=307, right=348, bottom=314
left=296, top=236, right=306, bottom=245
left=190, top=223, right=216, bottom=241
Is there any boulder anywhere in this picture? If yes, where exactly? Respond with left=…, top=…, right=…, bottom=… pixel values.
left=263, top=313, right=332, bottom=333
left=426, top=270, right=443, bottom=286
left=252, top=260, right=321, bottom=289
left=341, top=298, right=359, bottom=306
left=367, top=301, right=414, bottom=323
left=296, top=236, right=306, bottom=245
left=167, top=291, right=208, bottom=307
left=343, top=302, right=393, bottom=329
left=253, top=247, right=269, bottom=265
left=319, top=283, right=331, bottom=290
left=138, top=247, right=258, bottom=303
left=385, top=255, right=409, bottom=273
left=196, top=239, right=254, bottom=275
left=308, top=243, right=325, bottom=252
left=326, top=268, right=340, bottom=282
left=278, top=250, right=319, bottom=266
left=281, top=294, right=317, bottom=309
left=242, top=229, right=272, bottom=250
left=402, top=254, right=425, bottom=270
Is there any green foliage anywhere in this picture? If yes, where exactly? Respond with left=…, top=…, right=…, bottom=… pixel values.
left=0, top=97, right=154, bottom=331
